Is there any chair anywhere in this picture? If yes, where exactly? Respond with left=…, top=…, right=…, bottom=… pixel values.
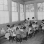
left=22, top=32, right=28, bottom=41
left=28, top=30, right=33, bottom=38
left=22, top=36, right=27, bottom=41
left=16, top=34, right=22, bottom=44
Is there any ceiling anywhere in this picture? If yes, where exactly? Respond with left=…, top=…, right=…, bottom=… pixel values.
left=22, top=0, right=34, bottom=2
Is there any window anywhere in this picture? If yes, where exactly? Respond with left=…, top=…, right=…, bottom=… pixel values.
left=12, top=12, right=18, bottom=22
left=20, top=4, right=24, bottom=21
left=0, top=0, right=9, bottom=24
left=0, top=0, right=8, bottom=11
left=12, top=2, right=17, bottom=12
left=26, top=4, right=34, bottom=20
left=12, top=1, right=18, bottom=22
left=37, top=2, right=44, bottom=20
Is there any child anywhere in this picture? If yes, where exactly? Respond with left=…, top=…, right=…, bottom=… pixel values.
left=28, top=25, right=32, bottom=38
left=5, top=32, right=10, bottom=40
left=35, top=22, right=39, bottom=34
left=42, top=23, right=44, bottom=32
left=32, top=22, right=37, bottom=36
left=1, top=28, right=6, bottom=35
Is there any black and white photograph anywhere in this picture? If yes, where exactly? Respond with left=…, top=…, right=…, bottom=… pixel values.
left=0, top=0, right=44, bottom=44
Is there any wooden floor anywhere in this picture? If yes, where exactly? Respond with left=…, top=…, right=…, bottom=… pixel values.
left=1, top=32, right=44, bottom=44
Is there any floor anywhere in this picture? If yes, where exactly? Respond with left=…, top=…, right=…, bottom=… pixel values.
left=1, top=32, right=44, bottom=44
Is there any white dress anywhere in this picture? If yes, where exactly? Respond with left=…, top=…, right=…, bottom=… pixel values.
left=5, top=33, right=10, bottom=40
left=12, top=32, right=16, bottom=36
left=42, top=26, right=44, bottom=30
left=1, top=29, right=6, bottom=35
left=7, top=28, right=11, bottom=32
left=28, top=27, right=32, bottom=34
left=32, top=24, right=36, bottom=31
left=19, top=28, right=24, bottom=32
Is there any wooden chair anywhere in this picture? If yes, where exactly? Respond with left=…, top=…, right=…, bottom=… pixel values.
left=16, top=34, right=22, bottom=44
left=22, top=32, right=28, bottom=41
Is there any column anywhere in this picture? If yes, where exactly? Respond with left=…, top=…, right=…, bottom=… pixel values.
left=8, top=0, right=12, bottom=23
left=24, top=4, right=26, bottom=19
left=18, top=3, right=20, bottom=21
left=34, top=3, right=38, bottom=20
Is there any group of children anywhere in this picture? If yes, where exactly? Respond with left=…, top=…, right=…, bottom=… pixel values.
left=1, top=17, right=44, bottom=41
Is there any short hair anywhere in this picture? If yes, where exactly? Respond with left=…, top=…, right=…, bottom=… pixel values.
left=28, top=18, right=29, bottom=20
left=29, top=25, right=31, bottom=27
left=23, top=26, right=26, bottom=29
left=32, top=17, right=34, bottom=19
left=33, top=22, right=35, bottom=24
left=24, top=19, right=26, bottom=21
left=7, top=25, right=10, bottom=27
left=36, top=22, right=38, bottom=24
left=16, top=27, right=19, bottom=30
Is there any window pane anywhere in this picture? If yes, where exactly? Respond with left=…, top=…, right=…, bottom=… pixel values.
left=26, top=4, right=34, bottom=20
left=4, top=0, right=8, bottom=5
left=14, top=2, right=17, bottom=7
left=26, top=4, right=34, bottom=12
left=29, top=12, right=34, bottom=20
left=29, top=4, right=34, bottom=12
left=12, top=12, right=18, bottom=22
left=37, top=3, right=43, bottom=12
left=20, top=8, right=23, bottom=12
left=4, top=5, right=8, bottom=10
left=3, top=11, right=9, bottom=23
left=26, top=4, right=29, bottom=12
left=37, top=3, right=44, bottom=20
left=0, top=5, right=3, bottom=10
left=20, top=4, right=23, bottom=8
left=12, top=7, right=15, bottom=11
left=26, top=12, right=34, bottom=20
left=12, top=1, right=15, bottom=7
left=0, top=0, right=3, bottom=4
left=20, top=4, right=23, bottom=12
left=0, top=11, right=9, bottom=24
left=12, top=7, right=17, bottom=11
left=20, top=12, right=24, bottom=21
left=37, top=12, right=43, bottom=20
left=26, top=12, right=30, bottom=19
left=12, top=1, right=17, bottom=12
left=12, top=1, right=17, bottom=7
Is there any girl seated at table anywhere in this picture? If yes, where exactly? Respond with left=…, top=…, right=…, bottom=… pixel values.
left=28, top=25, right=33, bottom=38
left=21, top=26, right=28, bottom=40
left=6, top=27, right=11, bottom=33
left=5, top=32, right=10, bottom=40
left=9, top=26, right=16, bottom=41
left=19, top=27, right=24, bottom=32
left=32, top=22, right=36, bottom=31
left=41, top=22, right=44, bottom=32
left=6, top=27, right=13, bottom=41
left=35, top=22, right=39, bottom=33
left=13, top=25, right=17, bottom=32
left=16, top=27, right=21, bottom=35
left=5, top=27, right=11, bottom=40
left=12, top=30, right=16, bottom=41
left=32, top=22, right=37, bottom=36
